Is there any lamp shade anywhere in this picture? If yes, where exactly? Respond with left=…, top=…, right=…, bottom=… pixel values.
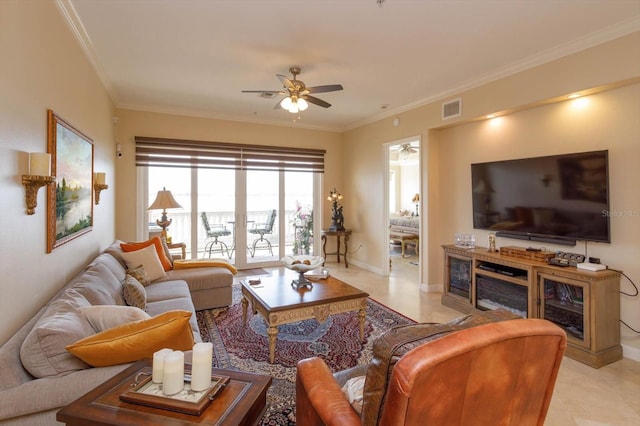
left=148, top=187, right=182, bottom=211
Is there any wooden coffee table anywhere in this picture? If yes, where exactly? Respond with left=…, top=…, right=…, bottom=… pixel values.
left=56, top=359, right=272, bottom=425
left=241, top=269, right=369, bottom=363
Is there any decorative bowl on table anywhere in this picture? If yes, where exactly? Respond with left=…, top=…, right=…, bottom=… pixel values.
left=281, top=255, right=324, bottom=290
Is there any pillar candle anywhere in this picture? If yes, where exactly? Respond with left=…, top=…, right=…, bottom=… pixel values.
left=95, top=172, right=106, bottom=185
left=190, top=342, right=213, bottom=391
left=162, top=351, right=185, bottom=396
left=152, top=348, right=173, bottom=384
left=29, top=153, right=51, bottom=176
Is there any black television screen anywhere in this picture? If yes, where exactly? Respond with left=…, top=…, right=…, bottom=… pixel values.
left=471, top=150, right=610, bottom=245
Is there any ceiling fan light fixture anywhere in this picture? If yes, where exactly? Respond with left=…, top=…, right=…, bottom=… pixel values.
left=297, top=98, right=308, bottom=111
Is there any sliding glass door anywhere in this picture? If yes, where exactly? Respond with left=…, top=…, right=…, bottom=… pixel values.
left=146, top=167, right=317, bottom=269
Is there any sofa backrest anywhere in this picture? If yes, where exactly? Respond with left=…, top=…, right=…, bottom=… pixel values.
left=0, top=245, right=129, bottom=388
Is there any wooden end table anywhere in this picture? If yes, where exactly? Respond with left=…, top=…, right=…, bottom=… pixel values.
left=56, top=359, right=272, bottom=426
left=241, top=269, right=368, bottom=363
left=321, top=229, right=352, bottom=267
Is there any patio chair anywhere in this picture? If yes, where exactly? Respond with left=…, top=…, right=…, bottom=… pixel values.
left=201, top=212, right=231, bottom=258
left=248, top=209, right=277, bottom=257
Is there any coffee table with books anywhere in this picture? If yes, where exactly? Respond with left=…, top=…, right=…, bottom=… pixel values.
left=56, top=359, right=272, bottom=426
left=241, top=269, right=369, bottom=363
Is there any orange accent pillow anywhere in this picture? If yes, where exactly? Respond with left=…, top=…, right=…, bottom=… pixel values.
left=121, top=237, right=172, bottom=271
left=66, top=310, right=195, bottom=367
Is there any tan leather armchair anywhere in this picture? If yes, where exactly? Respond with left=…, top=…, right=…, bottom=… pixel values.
left=297, top=318, right=567, bottom=426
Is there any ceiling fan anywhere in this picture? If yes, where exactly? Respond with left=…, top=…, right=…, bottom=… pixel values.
left=242, top=66, right=343, bottom=113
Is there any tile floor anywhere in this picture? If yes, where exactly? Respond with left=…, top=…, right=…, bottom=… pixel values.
left=321, top=249, right=640, bottom=426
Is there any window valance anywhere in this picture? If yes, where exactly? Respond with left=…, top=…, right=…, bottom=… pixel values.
left=135, top=136, right=325, bottom=173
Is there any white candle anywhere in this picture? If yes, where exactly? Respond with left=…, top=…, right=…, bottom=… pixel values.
left=152, top=348, right=173, bottom=384
left=162, top=351, right=184, bottom=396
left=190, top=342, right=213, bottom=391
left=29, top=153, right=51, bottom=176
left=95, top=172, right=106, bottom=185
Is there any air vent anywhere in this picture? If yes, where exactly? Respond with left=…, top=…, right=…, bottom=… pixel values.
left=259, top=92, right=277, bottom=99
left=442, top=98, right=462, bottom=120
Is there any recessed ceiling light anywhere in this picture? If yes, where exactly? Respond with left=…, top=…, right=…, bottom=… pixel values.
left=486, top=114, right=496, bottom=119
left=568, top=93, right=581, bottom=99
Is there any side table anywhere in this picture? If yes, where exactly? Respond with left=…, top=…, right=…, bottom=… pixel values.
left=56, top=359, right=272, bottom=426
left=167, top=242, right=186, bottom=260
left=321, top=229, right=352, bottom=268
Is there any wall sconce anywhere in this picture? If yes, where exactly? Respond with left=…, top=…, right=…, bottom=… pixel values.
left=22, top=152, right=55, bottom=215
left=94, top=172, right=108, bottom=205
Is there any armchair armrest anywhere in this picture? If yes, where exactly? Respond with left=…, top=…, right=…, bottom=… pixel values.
left=297, top=357, right=361, bottom=426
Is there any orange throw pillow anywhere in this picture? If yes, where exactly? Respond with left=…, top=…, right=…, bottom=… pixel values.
left=66, top=310, right=195, bottom=367
left=121, top=237, right=172, bottom=271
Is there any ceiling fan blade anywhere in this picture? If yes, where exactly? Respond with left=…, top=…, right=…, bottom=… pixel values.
left=306, top=84, right=343, bottom=94
left=303, top=95, right=331, bottom=108
left=241, top=90, right=285, bottom=94
left=277, top=74, right=295, bottom=90
left=273, top=100, right=283, bottom=110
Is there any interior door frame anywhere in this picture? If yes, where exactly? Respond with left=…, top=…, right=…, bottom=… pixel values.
left=382, top=136, right=422, bottom=277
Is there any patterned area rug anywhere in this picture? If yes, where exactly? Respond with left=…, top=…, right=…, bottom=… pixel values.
left=196, top=283, right=415, bottom=425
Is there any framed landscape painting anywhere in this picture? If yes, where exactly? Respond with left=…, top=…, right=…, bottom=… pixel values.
left=46, top=110, right=94, bottom=253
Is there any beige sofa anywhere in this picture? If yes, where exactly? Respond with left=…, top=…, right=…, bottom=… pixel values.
left=0, top=241, right=234, bottom=425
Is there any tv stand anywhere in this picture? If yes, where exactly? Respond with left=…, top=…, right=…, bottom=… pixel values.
left=442, top=245, right=622, bottom=368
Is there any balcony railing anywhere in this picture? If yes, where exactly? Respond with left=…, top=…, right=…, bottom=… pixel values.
left=149, top=209, right=312, bottom=259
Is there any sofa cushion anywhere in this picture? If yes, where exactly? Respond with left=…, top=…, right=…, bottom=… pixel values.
left=79, top=305, right=150, bottom=332
left=72, top=262, right=126, bottom=306
left=88, top=252, right=127, bottom=283
left=20, top=298, right=95, bottom=378
left=122, top=275, right=148, bottom=310
left=120, top=245, right=167, bottom=282
left=156, top=267, right=233, bottom=292
left=66, top=310, right=195, bottom=367
left=121, top=237, right=173, bottom=271
left=360, top=309, right=520, bottom=425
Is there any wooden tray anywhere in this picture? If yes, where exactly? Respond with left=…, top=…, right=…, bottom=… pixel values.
left=499, top=246, right=556, bottom=262
left=120, top=368, right=230, bottom=416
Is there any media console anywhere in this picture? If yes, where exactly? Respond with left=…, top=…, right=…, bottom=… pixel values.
left=442, top=244, right=622, bottom=368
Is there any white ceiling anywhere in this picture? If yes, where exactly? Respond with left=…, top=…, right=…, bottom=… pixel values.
left=62, top=0, right=640, bottom=132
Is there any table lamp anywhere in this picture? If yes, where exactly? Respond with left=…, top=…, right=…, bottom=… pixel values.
left=148, top=187, right=182, bottom=238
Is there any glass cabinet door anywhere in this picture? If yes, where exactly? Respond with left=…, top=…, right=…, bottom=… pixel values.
left=539, top=273, right=590, bottom=348
left=446, top=255, right=472, bottom=300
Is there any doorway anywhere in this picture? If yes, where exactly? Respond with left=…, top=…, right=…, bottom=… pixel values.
left=384, top=138, right=421, bottom=281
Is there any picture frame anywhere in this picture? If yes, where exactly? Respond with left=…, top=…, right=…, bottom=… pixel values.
left=46, top=110, right=94, bottom=253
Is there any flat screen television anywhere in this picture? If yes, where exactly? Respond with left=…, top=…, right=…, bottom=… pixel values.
left=471, top=150, right=610, bottom=246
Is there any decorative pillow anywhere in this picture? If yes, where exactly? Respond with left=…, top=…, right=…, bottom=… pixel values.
left=79, top=305, right=150, bottom=332
left=121, top=237, right=173, bottom=271
left=127, top=264, right=150, bottom=286
left=66, top=310, right=195, bottom=367
left=122, top=275, right=148, bottom=311
left=341, top=375, right=366, bottom=415
left=160, top=236, right=174, bottom=267
left=119, top=245, right=167, bottom=282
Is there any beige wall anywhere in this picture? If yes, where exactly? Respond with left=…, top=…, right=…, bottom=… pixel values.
left=2, top=1, right=638, bottom=359
left=342, top=32, right=640, bottom=354
left=113, top=109, right=343, bottom=242
left=0, top=1, right=116, bottom=344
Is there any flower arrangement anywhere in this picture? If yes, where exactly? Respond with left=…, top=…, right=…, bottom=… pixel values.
left=291, top=201, right=313, bottom=254
left=328, top=188, right=345, bottom=231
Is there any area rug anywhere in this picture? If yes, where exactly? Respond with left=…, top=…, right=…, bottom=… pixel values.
left=196, top=283, right=416, bottom=425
